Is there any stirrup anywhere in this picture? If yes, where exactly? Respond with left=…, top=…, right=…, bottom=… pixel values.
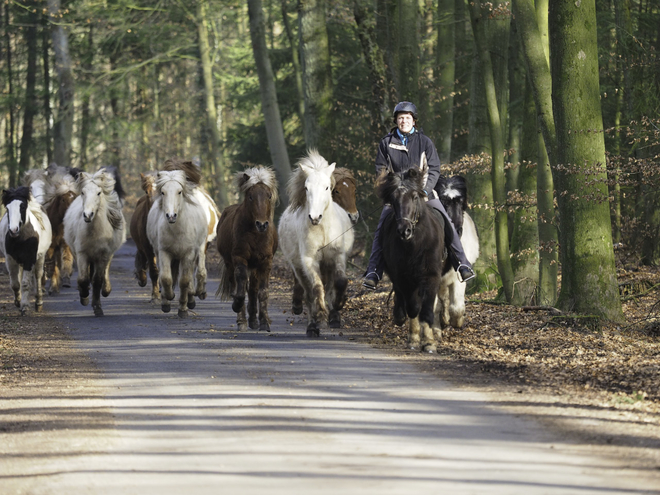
left=457, top=264, right=475, bottom=283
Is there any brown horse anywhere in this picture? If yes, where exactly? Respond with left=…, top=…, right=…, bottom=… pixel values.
left=290, top=166, right=358, bottom=318
left=215, top=166, right=278, bottom=331
left=129, top=172, right=160, bottom=302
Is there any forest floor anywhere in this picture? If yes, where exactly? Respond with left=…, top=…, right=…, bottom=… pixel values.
left=1, top=246, right=659, bottom=469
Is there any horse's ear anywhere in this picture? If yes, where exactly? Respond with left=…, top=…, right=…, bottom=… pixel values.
left=419, top=152, right=428, bottom=174
left=327, top=162, right=336, bottom=176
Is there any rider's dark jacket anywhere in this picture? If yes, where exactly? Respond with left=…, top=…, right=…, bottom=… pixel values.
left=374, top=127, right=443, bottom=196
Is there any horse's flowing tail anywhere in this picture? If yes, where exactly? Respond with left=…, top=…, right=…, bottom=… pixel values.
left=215, top=257, right=233, bottom=300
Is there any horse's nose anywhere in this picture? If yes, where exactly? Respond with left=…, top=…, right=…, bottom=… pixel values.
left=349, top=212, right=359, bottom=224
left=166, top=213, right=177, bottom=223
left=8, top=226, right=20, bottom=237
left=309, top=214, right=322, bottom=225
left=398, top=224, right=413, bottom=241
left=255, top=220, right=269, bottom=232
left=83, top=212, right=94, bottom=223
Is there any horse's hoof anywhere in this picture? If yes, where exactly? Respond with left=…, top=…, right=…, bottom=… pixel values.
left=292, top=302, right=303, bottom=315
left=329, top=312, right=341, bottom=328
left=232, top=298, right=245, bottom=313
left=80, top=296, right=89, bottom=306
left=93, top=307, right=104, bottom=317
left=102, top=288, right=111, bottom=297
left=161, top=302, right=171, bottom=313
left=260, top=322, right=271, bottom=332
left=14, top=300, right=20, bottom=308
left=408, top=343, right=420, bottom=351
left=306, top=325, right=320, bottom=338
left=35, top=303, right=43, bottom=312
left=61, top=276, right=71, bottom=288
left=249, top=319, right=259, bottom=330
left=187, top=299, right=196, bottom=310
left=178, top=309, right=188, bottom=318
left=238, top=322, right=248, bottom=332
left=20, top=308, right=27, bottom=317
left=422, top=344, right=437, bottom=354
left=197, top=291, right=207, bottom=301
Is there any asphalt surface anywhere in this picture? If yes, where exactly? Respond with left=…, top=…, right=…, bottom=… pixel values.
left=2, top=242, right=659, bottom=494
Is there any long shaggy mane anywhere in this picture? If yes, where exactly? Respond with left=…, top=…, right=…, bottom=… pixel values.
left=2, top=186, right=48, bottom=230
left=163, top=157, right=202, bottom=185
left=287, top=149, right=336, bottom=210
left=376, top=167, right=425, bottom=204
left=234, top=166, right=279, bottom=209
left=78, top=168, right=125, bottom=230
left=155, top=170, right=197, bottom=202
left=436, top=175, right=468, bottom=210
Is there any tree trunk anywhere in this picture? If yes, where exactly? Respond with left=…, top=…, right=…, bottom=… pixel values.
left=79, top=24, right=94, bottom=170
left=298, top=0, right=333, bottom=153
left=18, top=3, right=38, bottom=175
left=353, top=0, right=389, bottom=141
left=549, top=0, right=622, bottom=320
left=42, top=13, right=53, bottom=166
left=4, top=1, right=17, bottom=185
left=435, top=0, right=455, bottom=163
left=48, top=0, right=74, bottom=169
left=376, top=0, right=399, bottom=107
left=469, top=0, right=514, bottom=302
left=197, top=0, right=229, bottom=208
left=281, top=0, right=305, bottom=125
left=247, top=0, right=292, bottom=206
left=397, top=0, right=419, bottom=103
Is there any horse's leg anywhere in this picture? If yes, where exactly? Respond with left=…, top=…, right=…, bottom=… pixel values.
left=329, top=264, right=349, bottom=329
left=61, top=243, right=73, bottom=287
left=231, top=258, right=248, bottom=313
left=102, top=255, right=113, bottom=297
left=419, top=287, right=439, bottom=353
left=408, top=316, right=421, bottom=351
left=300, top=258, right=327, bottom=337
left=393, top=291, right=407, bottom=326
left=148, top=251, right=161, bottom=303
left=77, top=253, right=91, bottom=306
left=257, top=265, right=273, bottom=332
left=8, top=259, right=21, bottom=309
left=448, top=278, right=466, bottom=329
left=91, top=260, right=106, bottom=316
left=19, top=267, right=31, bottom=316
left=247, top=272, right=259, bottom=330
left=134, top=249, right=148, bottom=287
left=291, top=273, right=304, bottom=315
left=177, top=257, right=195, bottom=318
left=159, top=251, right=174, bottom=313
left=194, top=245, right=207, bottom=300
left=45, top=245, right=58, bottom=294
left=34, top=255, right=46, bottom=312
left=436, top=282, right=451, bottom=329
left=236, top=301, right=248, bottom=332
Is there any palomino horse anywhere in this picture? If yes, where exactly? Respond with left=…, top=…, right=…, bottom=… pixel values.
left=377, top=163, right=448, bottom=353
left=291, top=166, right=358, bottom=316
left=63, top=168, right=126, bottom=316
left=0, top=187, right=52, bottom=315
left=216, top=166, right=278, bottom=331
left=42, top=164, right=80, bottom=293
left=147, top=170, right=208, bottom=318
left=278, top=150, right=354, bottom=337
left=129, top=172, right=160, bottom=302
left=435, top=175, right=480, bottom=329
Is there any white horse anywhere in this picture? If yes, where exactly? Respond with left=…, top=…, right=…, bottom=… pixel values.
left=0, top=187, right=52, bottom=315
left=63, top=168, right=126, bottom=316
left=278, top=150, right=354, bottom=337
left=434, top=175, right=480, bottom=329
left=147, top=170, right=208, bottom=318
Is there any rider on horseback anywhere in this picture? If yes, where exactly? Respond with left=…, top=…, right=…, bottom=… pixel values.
left=363, top=101, right=476, bottom=290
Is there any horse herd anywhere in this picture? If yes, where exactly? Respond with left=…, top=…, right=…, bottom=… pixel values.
left=0, top=150, right=478, bottom=353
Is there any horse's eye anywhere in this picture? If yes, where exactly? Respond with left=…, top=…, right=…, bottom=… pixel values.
left=268, top=194, right=272, bottom=200
left=178, top=191, right=182, bottom=195
left=248, top=195, right=253, bottom=201
left=161, top=191, right=164, bottom=195
left=97, top=191, right=101, bottom=196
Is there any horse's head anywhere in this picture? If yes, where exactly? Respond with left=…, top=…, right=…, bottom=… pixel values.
left=236, top=166, right=278, bottom=233
left=377, top=165, right=427, bottom=241
left=78, top=169, right=117, bottom=223
left=156, top=170, right=191, bottom=224
left=2, top=187, right=30, bottom=237
left=436, top=175, right=468, bottom=236
left=332, top=167, right=359, bottom=224
left=140, top=172, right=157, bottom=202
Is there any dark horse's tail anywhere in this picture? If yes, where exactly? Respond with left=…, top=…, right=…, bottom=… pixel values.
left=215, top=257, right=233, bottom=301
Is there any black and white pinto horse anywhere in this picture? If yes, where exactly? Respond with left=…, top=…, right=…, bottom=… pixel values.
left=378, top=163, right=448, bottom=353
left=0, top=187, right=52, bottom=315
left=435, top=175, right=480, bottom=329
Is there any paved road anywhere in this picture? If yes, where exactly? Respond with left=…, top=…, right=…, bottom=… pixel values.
left=2, top=242, right=659, bottom=494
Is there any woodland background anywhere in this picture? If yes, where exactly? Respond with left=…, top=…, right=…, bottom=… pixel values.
left=1, top=0, right=659, bottom=320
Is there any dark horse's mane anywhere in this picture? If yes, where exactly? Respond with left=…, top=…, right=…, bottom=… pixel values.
left=435, top=175, right=468, bottom=235
left=2, top=186, right=31, bottom=206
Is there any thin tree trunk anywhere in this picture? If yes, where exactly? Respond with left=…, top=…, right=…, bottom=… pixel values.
left=280, top=0, right=305, bottom=124
left=79, top=24, right=94, bottom=170
left=469, top=0, right=514, bottom=302
left=42, top=13, right=53, bottom=166
left=247, top=0, right=292, bottom=207
left=197, top=0, right=229, bottom=207
left=549, top=0, right=622, bottom=320
left=397, top=0, right=419, bottom=103
left=298, top=0, right=333, bottom=152
left=435, top=0, right=455, bottom=163
left=47, top=0, right=74, bottom=169
left=18, top=3, right=39, bottom=175
left=353, top=0, right=389, bottom=140
left=4, top=1, right=17, bottom=185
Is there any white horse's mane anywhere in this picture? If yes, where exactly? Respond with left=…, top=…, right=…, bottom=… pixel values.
left=155, top=170, right=198, bottom=203
left=287, top=150, right=336, bottom=210
left=79, top=168, right=124, bottom=230
left=235, top=166, right=279, bottom=208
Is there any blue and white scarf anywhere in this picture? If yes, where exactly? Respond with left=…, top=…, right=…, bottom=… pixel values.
left=396, top=127, right=415, bottom=146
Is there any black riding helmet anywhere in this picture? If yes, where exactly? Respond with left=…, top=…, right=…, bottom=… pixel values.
left=393, top=101, right=418, bottom=121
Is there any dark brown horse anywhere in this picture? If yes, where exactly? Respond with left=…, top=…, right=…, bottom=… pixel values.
left=216, top=166, right=278, bottom=331
left=129, top=172, right=160, bottom=302
left=291, top=166, right=358, bottom=319
left=377, top=162, right=448, bottom=353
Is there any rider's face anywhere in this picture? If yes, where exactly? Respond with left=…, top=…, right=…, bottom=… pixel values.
left=397, top=113, right=414, bottom=134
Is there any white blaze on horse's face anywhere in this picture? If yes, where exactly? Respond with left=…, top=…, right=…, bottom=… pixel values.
left=160, top=179, right=185, bottom=224
left=303, top=162, right=336, bottom=226
left=81, top=178, right=103, bottom=223
left=6, top=199, right=25, bottom=237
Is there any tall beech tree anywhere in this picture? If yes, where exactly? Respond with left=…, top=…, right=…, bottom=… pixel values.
left=549, top=0, right=622, bottom=320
